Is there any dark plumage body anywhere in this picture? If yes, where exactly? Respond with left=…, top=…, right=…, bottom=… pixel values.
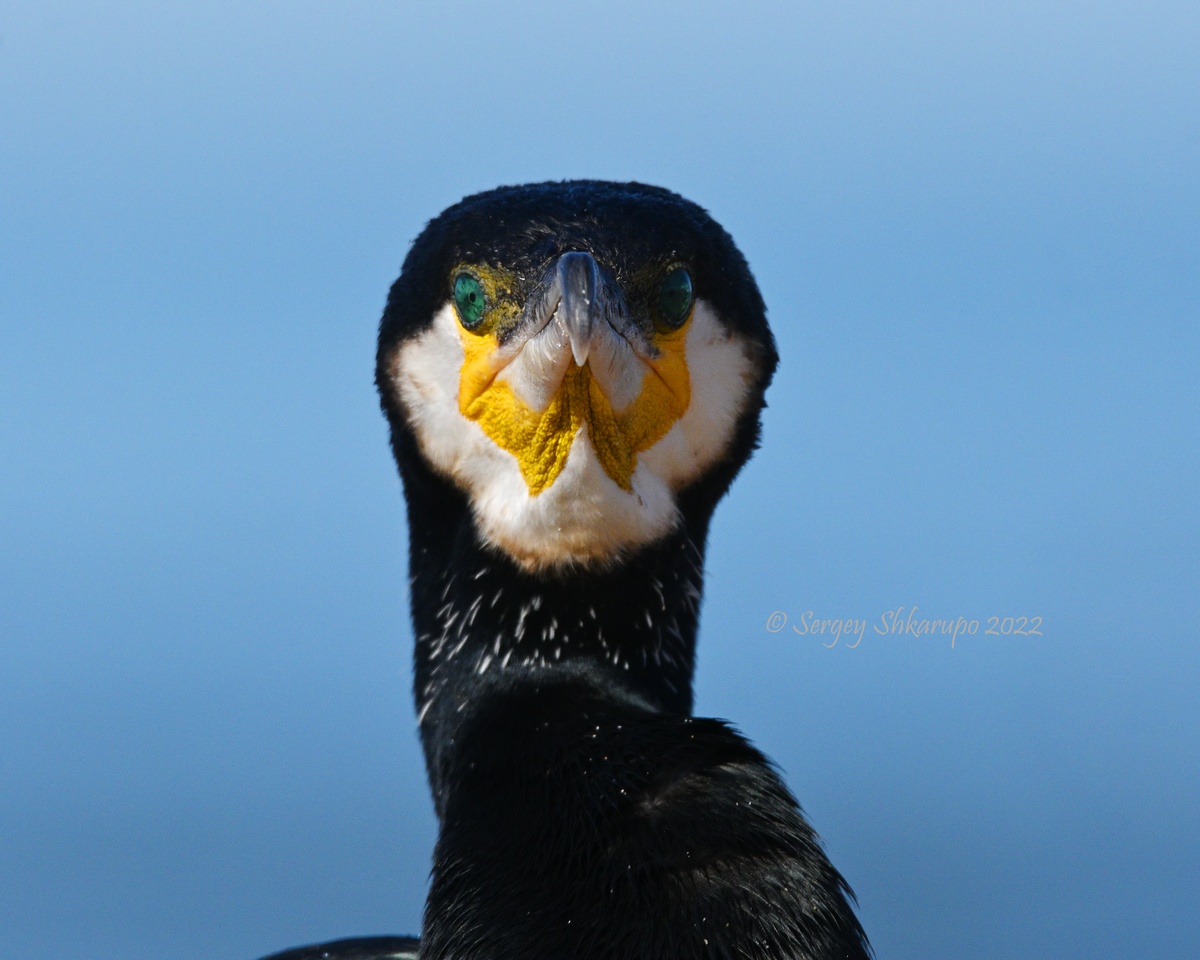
left=259, top=182, right=870, bottom=960
left=423, top=677, right=866, bottom=959
left=260, top=937, right=419, bottom=960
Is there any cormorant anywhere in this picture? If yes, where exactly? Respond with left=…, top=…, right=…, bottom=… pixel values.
left=260, top=181, right=870, bottom=960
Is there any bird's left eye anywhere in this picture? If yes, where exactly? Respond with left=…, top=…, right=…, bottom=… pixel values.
left=658, top=267, right=694, bottom=328
left=453, top=273, right=487, bottom=329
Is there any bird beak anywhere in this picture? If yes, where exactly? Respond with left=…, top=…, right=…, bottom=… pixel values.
left=555, top=252, right=599, bottom=367
left=510, top=249, right=644, bottom=378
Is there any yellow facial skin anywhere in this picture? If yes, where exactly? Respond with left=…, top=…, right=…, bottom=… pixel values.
left=453, top=266, right=692, bottom=495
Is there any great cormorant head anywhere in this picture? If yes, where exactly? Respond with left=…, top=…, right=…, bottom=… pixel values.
left=377, top=181, right=777, bottom=571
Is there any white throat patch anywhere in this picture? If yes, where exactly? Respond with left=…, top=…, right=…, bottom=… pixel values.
left=390, top=301, right=756, bottom=569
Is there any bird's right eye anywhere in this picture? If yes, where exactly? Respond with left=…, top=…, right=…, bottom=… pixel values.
left=657, top=266, right=694, bottom=328
left=453, top=273, right=487, bottom=329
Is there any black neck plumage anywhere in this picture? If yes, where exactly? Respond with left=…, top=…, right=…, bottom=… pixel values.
left=398, top=451, right=714, bottom=813
left=399, top=479, right=873, bottom=959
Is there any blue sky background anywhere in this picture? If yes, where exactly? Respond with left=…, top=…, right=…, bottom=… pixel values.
left=2, top=2, right=1197, bottom=958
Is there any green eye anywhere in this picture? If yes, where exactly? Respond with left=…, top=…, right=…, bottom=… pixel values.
left=658, top=267, right=693, bottom=327
left=453, top=273, right=486, bottom=328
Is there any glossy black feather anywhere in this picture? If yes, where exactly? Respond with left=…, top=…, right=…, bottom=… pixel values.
left=378, top=182, right=869, bottom=959
left=422, top=676, right=868, bottom=960
left=261, top=181, right=870, bottom=960
left=257, top=935, right=419, bottom=960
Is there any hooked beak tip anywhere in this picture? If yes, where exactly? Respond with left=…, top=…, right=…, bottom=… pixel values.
left=569, top=331, right=591, bottom=367
left=557, top=250, right=599, bottom=367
